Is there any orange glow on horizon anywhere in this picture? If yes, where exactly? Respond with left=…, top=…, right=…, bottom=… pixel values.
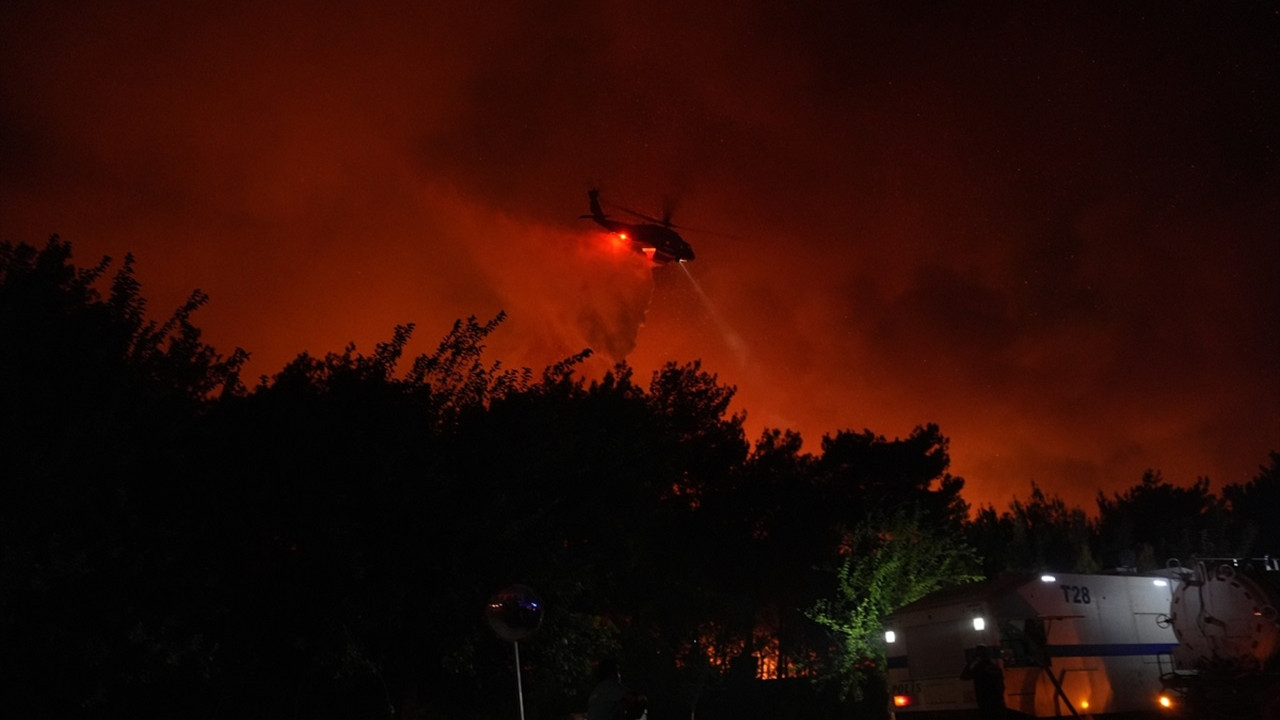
left=2, top=0, right=1275, bottom=519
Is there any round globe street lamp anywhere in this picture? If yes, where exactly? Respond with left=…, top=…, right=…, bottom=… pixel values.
left=486, top=585, right=544, bottom=720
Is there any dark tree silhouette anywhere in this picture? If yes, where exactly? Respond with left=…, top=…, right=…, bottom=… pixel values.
left=1, top=237, right=246, bottom=717
left=1095, top=470, right=1229, bottom=571
left=1221, top=451, right=1280, bottom=557
left=813, top=424, right=969, bottom=534
left=968, top=482, right=1098, bottom=576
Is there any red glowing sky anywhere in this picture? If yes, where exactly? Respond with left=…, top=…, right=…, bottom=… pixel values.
left=3, top=1, right=1277, bottom=511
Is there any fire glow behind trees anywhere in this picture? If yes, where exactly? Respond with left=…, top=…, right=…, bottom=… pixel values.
left=2, top=1, right=1277, bottom=510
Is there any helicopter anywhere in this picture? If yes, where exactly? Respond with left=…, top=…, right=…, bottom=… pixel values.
left=581, top=189, right=696, bottom=264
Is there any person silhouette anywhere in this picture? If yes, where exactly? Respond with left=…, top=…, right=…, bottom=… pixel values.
left=587, top=658, right=647, bottom=720
left=587, top=658, right=625, bottom=720
left=961, top=645, right=1006, bottom=719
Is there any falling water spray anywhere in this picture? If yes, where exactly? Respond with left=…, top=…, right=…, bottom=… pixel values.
left=678, top=263, right=749, bottom=365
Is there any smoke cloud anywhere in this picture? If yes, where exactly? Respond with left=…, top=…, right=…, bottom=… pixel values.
left=3, top=0, right=1276, bottom=511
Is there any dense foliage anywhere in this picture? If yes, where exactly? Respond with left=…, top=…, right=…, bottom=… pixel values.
left=2, top=237, right=1276, bottom=719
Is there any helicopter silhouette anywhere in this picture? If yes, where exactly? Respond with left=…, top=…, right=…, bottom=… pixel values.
left=581, top=189, right=696, bottom=264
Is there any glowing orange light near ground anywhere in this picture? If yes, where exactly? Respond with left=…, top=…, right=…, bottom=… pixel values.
left=753, top=629, right=780, bottom=680
left=678, top=624, right=743, bottom=672
left=893, top=695, right=912, bottom=707
left=1158, top=694, right=1174, bottom=709
left=675, top=616, right=816, bottom=682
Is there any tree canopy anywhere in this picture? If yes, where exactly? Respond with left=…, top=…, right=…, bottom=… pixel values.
left=3, top=236, right=1276, bottom=719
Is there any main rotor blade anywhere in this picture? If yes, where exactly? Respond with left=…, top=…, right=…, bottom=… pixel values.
left=606, top=201, right=667, bottom=226
left=600, top=195, right=738, bottom=237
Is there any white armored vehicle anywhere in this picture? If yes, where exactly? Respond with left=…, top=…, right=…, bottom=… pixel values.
left=883, top=572, right=1180, bottom=717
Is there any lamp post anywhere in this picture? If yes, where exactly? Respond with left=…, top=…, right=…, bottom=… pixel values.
left=486, top=584, right=544, bottom=720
